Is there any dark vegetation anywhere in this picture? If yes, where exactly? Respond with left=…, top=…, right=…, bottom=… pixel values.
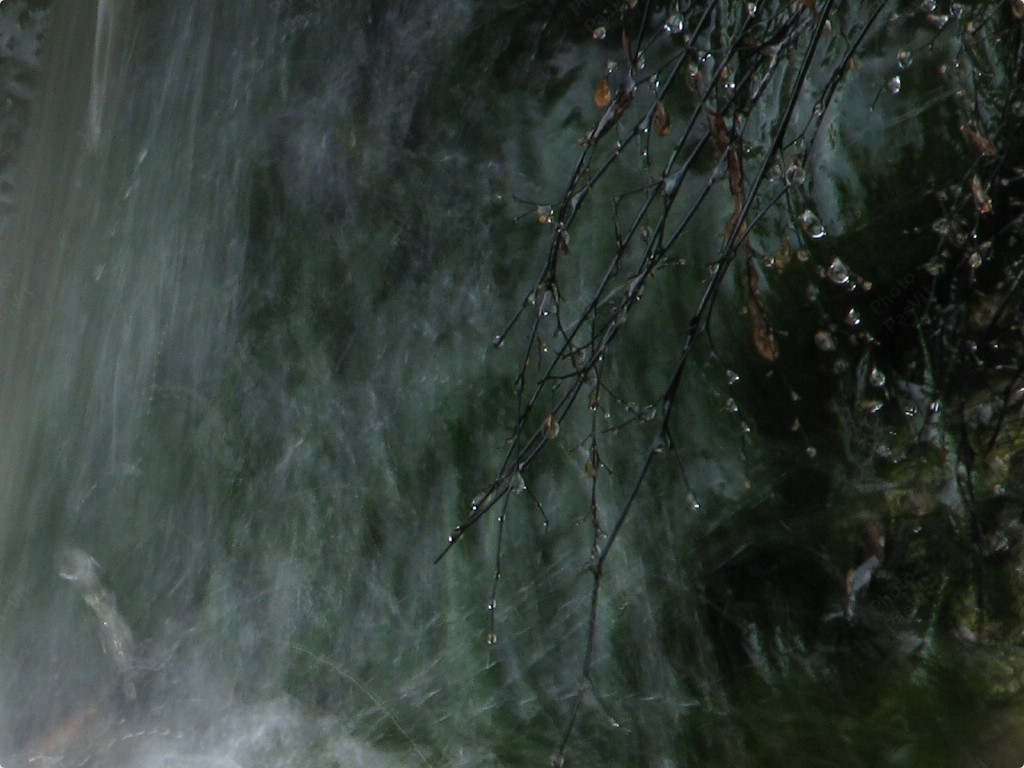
left=0, top=0, right=45, bottom=213
left=440, top=0, right=1024, bottom=763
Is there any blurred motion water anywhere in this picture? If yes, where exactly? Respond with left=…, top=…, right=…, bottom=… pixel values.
left=0, top=1, right=536, bottom=763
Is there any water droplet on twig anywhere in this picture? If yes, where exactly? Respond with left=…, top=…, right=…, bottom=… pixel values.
left=827, top=258, right=850, bottom=285
left=663, top=14, right=685, bottom=34
left=799, top=209, right=827, bottom=239
left=814, top=330, right=837, bottom=352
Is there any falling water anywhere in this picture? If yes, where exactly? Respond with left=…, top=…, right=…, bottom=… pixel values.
left=0, top=1, right=538, bottom=764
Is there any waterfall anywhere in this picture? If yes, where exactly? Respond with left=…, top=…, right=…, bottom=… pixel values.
left=0, top=1, right=498, bottom=763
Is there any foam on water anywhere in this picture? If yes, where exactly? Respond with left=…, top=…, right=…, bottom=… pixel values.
left=9, top=696, right=409, bottom=768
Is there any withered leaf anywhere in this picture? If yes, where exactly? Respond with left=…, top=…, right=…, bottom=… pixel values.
left=961, top=124, right=998, bottom=156
left=579, top=82, right=636, bottom=146
left=750, top=301, right=780, bottom=362
left=653, top=101, right=671, bottom=136
left=774, top=235, right=792, bottom=269
left=747, top=259, right=780, bottom=362
left=971, top=174, right=992, bottom=215
left=594, top=77, right=612, bottom=108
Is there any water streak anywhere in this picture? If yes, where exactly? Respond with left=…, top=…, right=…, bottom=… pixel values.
left=57, top=547, right=137, bottom=703
left=88, top=0, right=116, bottom=147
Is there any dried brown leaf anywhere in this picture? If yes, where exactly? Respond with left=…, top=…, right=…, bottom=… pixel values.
left=653, top=102, right=671, bottom=136
left=579, top=82, right=636, bottom=146
left=971, top=174, right=993, bottom=214
left=747, top=259, right=779, bottom=362
left=961, top=124, right=998, bottom=156
left=750, top=302, right=780, bottom=361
